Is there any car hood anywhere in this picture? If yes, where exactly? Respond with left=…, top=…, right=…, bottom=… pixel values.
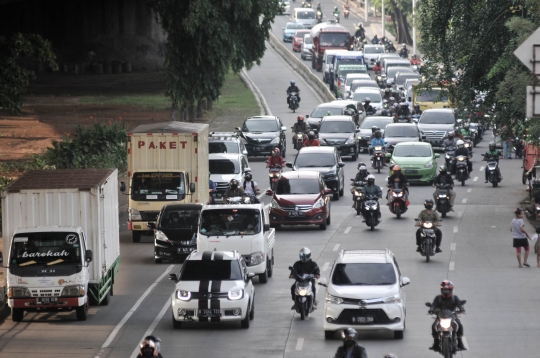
left=158, top=228, right=196, bottom=243
left=385, top=136, right=419, bottom=145
left=319, top=132, right=354, bottom=142
left=210, top=173, right=241, bottom=183
left=392, top=156, right=433, bottom=165
left=295, top=166, right=337, bottom=174
left=303, top=44, right=313, bottom=49
left=274, top=194, right=321, bottom=205
left=328, top=283, right=398, bottom=300
left=284, top=29, right=298, bottom=34
left=417, top=123, right=454, bottom=131
left=244, top=132, right=279, bottom=143
left=176, top=280, right=244, bottom=293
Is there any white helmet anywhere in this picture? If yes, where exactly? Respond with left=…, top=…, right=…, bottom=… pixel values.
left=367, top=174, right=375, bottom=181
left=456, top=139, right=464, bottom=147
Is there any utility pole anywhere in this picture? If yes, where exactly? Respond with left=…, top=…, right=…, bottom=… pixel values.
left=365, top=0, right=369, bottom=24
left=412, top=0, right=417, bottom=54
left=382, top=0, right=385, bottom=38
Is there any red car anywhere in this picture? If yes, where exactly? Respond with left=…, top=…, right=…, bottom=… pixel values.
left=292, top=30, right=311, bottom=52
left=267, top=170, right=332, bottom=230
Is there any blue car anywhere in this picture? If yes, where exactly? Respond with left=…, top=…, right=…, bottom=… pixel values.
left=283, top=22, right=306, bottom=42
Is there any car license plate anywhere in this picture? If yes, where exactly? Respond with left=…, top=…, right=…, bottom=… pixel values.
left=352, top=316, right=374, bottom=323
left=289, top=211, right=304, bottom=217
left=405, top=169, right=418, bottom=174
left=198, top=309, right=221, bottom=317
left=257, top=146, right=265, bottom=151
left=178, top=247, right=193, bottom=254
left=215, top=193, right=222, bottom=198
left=37, top=297, right=58, bottom=305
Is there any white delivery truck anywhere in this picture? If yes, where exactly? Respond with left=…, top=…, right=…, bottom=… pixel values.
left=197, top=203, right=276, bottom=283
left=123, top=122, right=209, bottom=243
left=0, top=169, right=120, bottom=322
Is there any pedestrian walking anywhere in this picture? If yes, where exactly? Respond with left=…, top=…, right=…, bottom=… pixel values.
left=511, top=208, right=532, bottom=268
left=533, top=227, right=540, bottom=267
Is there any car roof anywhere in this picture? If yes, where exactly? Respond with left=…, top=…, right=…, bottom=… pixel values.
left=294, top=30, right=310, bottom=36
left=394, top=141, right=431, bottom=146
left=246, top=115, right=278, bottom=121
left=336, top=249, right=393, bottom=264
left=209, top=132, right=242, bottom=142
left=209, top=153, right=243, bottom=160
left=321, top=115, right=354, bottom=122
left=354, top=87, right=382, bottom=93
left=386, top=123, right=418, bottom=128
left=295, top=7, right=314, bottom=12
left=363, top=117, right=394, bottom=123
left=385, top=59, right=411, bottom=63
left=280, top=170, right=321, bottom=179
left=339, top=65, right=366, bottom=69
left=351, top=79, right=377, bottom=83
left=188, top=250, right=239, bottom=261
left=162, top=204, right=203, bottom=211
left=298, top=146, right=336, bottom=154
left=329, top=99, right=357, bottom=106
left=423, top=108, right=455, bottom=113
left=319, top=102, right=352, bottom=108
left=346, top=73, right=370, bottom=78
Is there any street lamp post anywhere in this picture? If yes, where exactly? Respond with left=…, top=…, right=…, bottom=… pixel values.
left=365, top=0, right=369, bottom=24
left=412, top=0, right=417, bottom=55
left=382, top=0, right=385, bottom=38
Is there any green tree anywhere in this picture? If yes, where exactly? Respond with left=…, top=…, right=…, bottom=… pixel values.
left=150, top=0, right=280, bottom=121
left=371, top=0, right=413, bottom=44
left=0, top=33, right=58, bottom=114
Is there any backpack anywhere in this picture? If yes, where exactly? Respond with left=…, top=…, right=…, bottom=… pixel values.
left=243, top=180, right=255, bottom=190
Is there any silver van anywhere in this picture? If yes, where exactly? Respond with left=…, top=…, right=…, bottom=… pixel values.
left=293, top=8, right=316, bottom=29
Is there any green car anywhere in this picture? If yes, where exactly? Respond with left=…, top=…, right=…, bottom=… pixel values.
left=385, top=142, right=439, bottom=184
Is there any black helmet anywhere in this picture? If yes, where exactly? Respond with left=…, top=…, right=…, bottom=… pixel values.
left=308, top=130, right=316, bottom=140
left=229, top=179, right=239, bottom=189
left=439, top=165, right=447, bottom=174
left=424, top=199, right=434, bottom=209
left=489, top=141, right=496, bottom=151
left=448, top=132, right=454, bottom=138
left=358, top=165, right=367, bottom=176
left=244, top=172, right=252, bottom=181
left=299, top=247, right=311, bottom=262
left=375, top=131, right=381, bottom=138
left=290, top=80, right=296, bottom=86
left=414, top=104, right=420, bottom=109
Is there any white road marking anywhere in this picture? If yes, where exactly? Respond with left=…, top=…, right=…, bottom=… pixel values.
left=467, top=189, right=472, bottom=193
left=473, top=177, right=478, bottom=181
left=453, top=226, right=458, bottom=233
left=449, top=262, right=455, bottom=270
left=462, top=336, right=470, bottom=350
left=130, top=299, right=172, bottom=358
left=101, top=265, right=174, bottom=348
left=479, top=166, right=485, bottom=171
left=462, top=198, right=467, bottom=204
left=457, top=211, right=463, bottom=217
left=451, top=243, right=456, bottom=251
left=344, top=226, right=352, bottom=234
left=333, top=244, right=340, bottom=251
left=296, top=338, right=304, bottom=351
left=322, top=262, right=330, bottom=271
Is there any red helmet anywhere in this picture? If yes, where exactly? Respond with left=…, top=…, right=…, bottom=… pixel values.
left=272, top=148, right=281, bottom=155
left=297, top=116, right=304, bottom=122
left=440, top=280, right=454, bottom=298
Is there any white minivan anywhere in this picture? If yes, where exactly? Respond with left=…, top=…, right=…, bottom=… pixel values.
left=293, top=8, right=316, bottom=29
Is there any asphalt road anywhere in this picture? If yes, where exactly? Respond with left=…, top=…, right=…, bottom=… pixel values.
left=0, top=2, right=538, bottom=358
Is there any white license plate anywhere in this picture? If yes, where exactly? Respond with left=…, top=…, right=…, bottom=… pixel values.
left=289, top=211, right=305, bottom=217
left=198, top=309, right=221, bottom=317
left=178, top=248, right=193, bottom=254
left=37, top=297, right=58, bottom=305
left=352, top=316, right=373, bottom=323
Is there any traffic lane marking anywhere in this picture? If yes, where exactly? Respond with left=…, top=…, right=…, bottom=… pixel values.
left=296, top=338, right=304, bottom=350
left=130, top=299, right=172, bottom=358
left=333, top=244, right=340, bottom=251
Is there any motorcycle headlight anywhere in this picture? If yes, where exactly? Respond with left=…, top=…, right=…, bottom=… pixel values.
left=464, top=143, right=470, bottom=148
left=423, top=222, right=433, bottom=228
left=297, top=287, right=309, bottom=296
left=424, top=161, right=434, bottom=168
left=345, top=137, right=356, bottom=144
left=392, top=192, right=402, bottom=197
left=326, top=293, right=343, bottom=305
left=271, top=199, right=281, bottom=209
left=8, top=287, right=31, bottom=298
left=176, top=290, right=191, bottom=301
left=61, top=285, right=85, bottom=297
left=439, top=317, right=452, bottom=329
left=383, top=294, right=402, bottom=303
left=313, top=197, right=325, bottom=208
left=438, top=194, right=447, bottom=198
left=228, top=289, right=244, bottom=301
left=250, top=251, right=264, bottom=266
left=270, top=137, right=280, bottom=144
left=155, top=230, right=170, bottom=243
left=354, top=190, right=363, bottom=196
left=129, top=208, right=142, bottom=221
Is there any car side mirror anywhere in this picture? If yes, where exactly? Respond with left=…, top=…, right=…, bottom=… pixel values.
left=338, top=162, right=345, bottom=167
left=120, top=182, right=126, bottom=192
left=189, top=183, right=196, bottom=193
left=434, top=153, right=440, bottom=158
left=385, top=153, right=391, bottom=158
left=281, top=126, right=287, bottom=131
left=266, top=189, right=273, bottom=196
left=286, top=162, right=293, bottom=168
left=148, top=222, right=156, bottom=230
left=305, top=115, right=310, bottom=118
left=235, top=127, right=241, bottom=131
left=247, top=273, right=256, bottom=280
left=318, top=278, right=327, bottom=287
left=85, top=250, right=93, bottom=263
left=263, top=223, right=270, bottom=232
left=408, top=97, right=412, bottom=102
left=169, top=273, right=178, bottom=282
left=401, top=277, right=411, bottom=286
left=324, top=188, right=332, bottom=195
left=243, top=150, right=248, bottom=155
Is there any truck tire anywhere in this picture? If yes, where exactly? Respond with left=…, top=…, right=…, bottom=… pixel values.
left=258, top=269, right=269, bottom=284
left=132, top=231, right=142, bottom=243
left=267, top=253, right=274, bottom=278
left=100, top=290, right=111, bottom=306
left=11, top=308, right=23, bottom=322
left=325, top=330, right=334, bottom=339
left=76, top=302, right=88, bottom=321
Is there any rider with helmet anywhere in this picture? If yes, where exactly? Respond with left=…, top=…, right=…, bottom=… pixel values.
left=354, top=163, right=371, bottom=182
left=363, top=97, right=375, bottom=114
left=361, top=174, right=382, bottom=221
left=399, top=44, right=408, bottom=58
left=373, top=61, right=382, bottom=74
left=483, top=141, right=502, bottom=183
left=354, top=23, right=365, bottom=40
left=292, top=115, right=310, bottom=143
left=303, top=131, right=320, bottom=147
left=369, top=130, right=386, bottom=157
left=432, top=165, right=455, bottom=210
left=416, top=199, right=442, bottom=252
left=461, top=122, right=472, bottom=137
left=286, top=80, right=301, bottom=107
left=386, top=165, right=409, bottom=203
left=410, top=54, right=420, bottom=65
left=266, top=148, right=285, bottom=168
left=242, top=172, right=260, bottom=198
left=371, top=34, right=380, bottom=44
left=411, top=103, right=422, bottom=116
left=429, top=280, right=467, bottom=351
left=332, top=5, right=340, bottom=17
left=223, top=179, right=245, bottom=200
left=397, top=102, right=411, bottom=118
left=137, top=336, right=163, bottom=358
left=454, top=139, right=473, bottom=177
left=386, top=40, right=396, bottom=53
left=333, top=328, right=368, bottom=358
left=290, top=247, right=320, bottom=309
left=443, top=132, right=455, bottom=149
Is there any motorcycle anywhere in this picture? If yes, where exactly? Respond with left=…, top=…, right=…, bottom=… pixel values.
left=293, top=131, right=308, bottom=151
left=289, top=266, right=316, bottom=320
left=139, top=335, right=162, bottom=357
left=388, top=182, right=408, bottom=218
left=453, top=155, right=469, bottom=186
left=425, top=300, right=467, bottom=356
left=316, top=10, right=323, bottom=23
left=396, top=115, right=409, bottom=123
left=483, top=154, right=502, bottom=187
left=415, top=219, right=440, bottom=262
left=344, top=9, right=350, bottom=18
left=444, top=146, right=456, bottom=174
left=371, top=146, right=385, bottom=173
left=363, top=194, right=381, bottom=231
left=434, top=183, right=452, bottom=218
left=267, top=163, right=283, bottom=189
left=462, top=136, right=474, bottom=151
left=350, top=178, right=365, bottom=215
left=399, top=50, right=409, bottom=59
left=333, top=13, right=340, bottom=23
left=411, top=114, right=420, bottom=123
left=288, top=92, right=299, bottom=113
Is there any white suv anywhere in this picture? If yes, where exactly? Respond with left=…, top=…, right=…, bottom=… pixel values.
left=169, top=250, right=255, bottom=329
left=319, top=249, right=410, bottom=339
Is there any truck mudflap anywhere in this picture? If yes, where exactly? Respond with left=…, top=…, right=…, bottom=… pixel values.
left=10, top=296, right=84, bottom=309
left=88, top=256, right=120, bottom=305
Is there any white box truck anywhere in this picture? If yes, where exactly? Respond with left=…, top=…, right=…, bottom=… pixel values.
left=0, top=169, right=120, bottom=322
left=123, top=122, right=209, bottom=243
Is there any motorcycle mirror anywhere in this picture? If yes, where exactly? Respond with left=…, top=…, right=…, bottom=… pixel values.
left=425, top=302, right=432, bottom=307
left=350, top=178, right=355, bottom=181
left=266, top=189, right=273, bottom=196
left=306, top=115, right=309, bottom=118
left=286, top=162, right=293, bottom=168
left=288, top=266, right=293, bottom=270
left=247, top=273, right=256, bottom=280
left=235, top=127, right=241, bottom=131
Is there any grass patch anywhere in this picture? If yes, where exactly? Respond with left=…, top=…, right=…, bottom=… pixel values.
left=215, top=71, right=259, bottom=110
left=79, top=94, right=171, bottom=110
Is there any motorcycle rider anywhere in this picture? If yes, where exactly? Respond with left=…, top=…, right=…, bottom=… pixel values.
left=361, top=174, right=383, bottom=222
left=369, top=130, right=386, bottom=157
left=286, top=80, right=301, bottom=108
left=371, top=34, right=380, bottom=44
left=461, top=123, right=472, bottom=137
left=303, top=131, right=320, bottom=147
left=290, top=247, right=320, bottom=309
left=454, top=139, right=472, bottom=178
left=223, top=179, right=245, bottom=200
left=363, top=97, right=375, bottom=114
left=373, top=61, right=382, bottom=74
left=137, top=336, right=163, bottom=358
left=429, top=280, right=467, bottom=351
left=416, top=199, right=442, bottom=253
left=386, top=40, right=396, bottom=53
left=354, top=24, right=365, bottom=41
left=387, top=165, right=409, bottom=203
left=343, top=0, right=350, bottom=13
left=332, top=6, right=340, bottom=18
left=411, top=103, right=422, bottom=116
left=266, top=147, right=285, bottom=168
left=302, top=1, right=311, bottom=8
left=410, top=54, right=420, bottom=65
left=242, top=172, right=260, bottom=199
left=316, top=2, right=322, bottom=11
left=399, top=44, right=409, bottom=58
left=382, top=88, right=391, bottom=100
left=397, top=102, right=411, bottom=118
left=442, top=132, right=455, bottom=149
left=432, top=165, right=455, bottom=211
left=333, top=328, right=368, bottom=358
left=483, top=141, right=503, bottom=183
left=292, top=115, right=310, bottom=143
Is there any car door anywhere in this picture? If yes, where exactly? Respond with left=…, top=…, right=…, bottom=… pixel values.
left=393, top=257, right=406, bottom=305
left=335, top=149, right=345, bottom=190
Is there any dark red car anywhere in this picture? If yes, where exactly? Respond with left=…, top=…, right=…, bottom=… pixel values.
left=292, top=30, right=311, bottom=52
left=267, top=170, right=332, bottom=230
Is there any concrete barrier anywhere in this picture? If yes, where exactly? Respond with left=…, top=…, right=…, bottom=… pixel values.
left=267, top=32, right=336, bottom=103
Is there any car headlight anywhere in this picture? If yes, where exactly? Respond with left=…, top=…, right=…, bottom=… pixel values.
left=326, top=293, right=343, bottom=305
left=383, top=294, right=402, bottom=304
left=345, top=137, right=356, bottom=144
left=8, top=287, right=31, bottom=298
left=228, top=289, right=244, bottom=301
left=61, top=285, right=85, bottom=297
left=250, top=251, right=264, bottom=266
left=155, top=230, right=170, bottom=243
left=439, top=317, right=452, bottom=329
left=271, top=199, right=281, bottom=209
left=313, top=197, right=325, bottom=208
left=357, top=135, right=362, bottom=140
left=424, top=161, right=434, bottom=168
left=270, top=137, right=280, bottom=144
left=176, top=290, right=191, bottom=301
left=129, top=208, right=142, bottom=221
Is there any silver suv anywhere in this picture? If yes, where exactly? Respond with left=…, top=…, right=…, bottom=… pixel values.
left=417, top=109, right=456, bottom=149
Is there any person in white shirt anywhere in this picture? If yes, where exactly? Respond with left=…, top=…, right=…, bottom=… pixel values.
left=242, top=172, right=260, bottom=198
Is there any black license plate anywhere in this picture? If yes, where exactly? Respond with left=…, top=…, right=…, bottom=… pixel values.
left=405, top=169, right=418, bottom=174
left=288, top=211, right=305, bottom=217
left=352, top=316, right=373, bottom=323
left=37, top=297, right=58, bottom=305
left=198, top=309, right=221, bottom=317
left=178, top=247, right=193, bottom=254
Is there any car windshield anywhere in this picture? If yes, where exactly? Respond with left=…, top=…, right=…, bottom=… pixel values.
left=339, top=68, right=367, bottom=77
left=132, top=172, right=185, bottom=201
left=361, top=118, right=393, bottom=129
left=416, top=89, right=449, bottom=103
left=209, top=159, right=240, bottom=174
left=332, top=263, right=396, bottom=285
left=364, top=46, right=385, bottom=54
left=297, top=11, right=315, bottom=19
left=180, top=260, right=243, bottom=281
left=276, top=178, right=320, bottom=194
left=311, top=107, right=342, bottom=118
left=393, top=145, right=432, bottom=157
left=295, top=153, right=336, bottom=167
left=242, top=120, right=278, bottom=132
left=209, top=142, right=240, bottom=154
left=353, top=92, right=382, bottom=103
left=287, top=23, right=305, bottom=30
left=199, top=209, right=261, bottom=236
left=387, top=67, right=413, bottom=78
left=319, top=121, right=355, bottom=133
left=326, top=55, right=335, bottom=64
left=320, top=33, right=349, bottom=47
left=395, top=74, right=420, bottom=86
left=304, top=36, right=312, bottom=44
left=384, top=126, right=419, bottom=137
left=159, top=208, right=200, bottom=229
left=419, top=111, right=455, bottom=124
left=294, top=31, right=310, bottom=38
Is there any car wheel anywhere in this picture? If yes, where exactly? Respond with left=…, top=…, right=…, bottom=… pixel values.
left=394, top=330, right=404, bottom=339
left=258, top=269, right=268, bottom=284
left=339, top=184, right=344, bottom=197
left=249, top=299, right=255, bottom=320
left=241, top=306, right=251, bottom=328
left=325, top=330, right=334, bottom=339
left=267, top=251, right=274, bottom=278
left=11, top=308, right=24, bottom=322
left=352, top=149, right=358, bottom=161
left=172, top=312, right=182, bottom=329
left=319, top=221, right=327, bottom=230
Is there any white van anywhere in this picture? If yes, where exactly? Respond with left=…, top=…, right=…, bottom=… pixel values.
left=323, top=50, right=348, bottom=83
left=293, top=8, right=316, bottom=29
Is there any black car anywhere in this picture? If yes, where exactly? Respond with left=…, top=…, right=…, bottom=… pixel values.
left=383, top=123, right=423, bottom=155
left=149, top=204, right=202, bottom=263
left=357, top=116, right=394, bottom=152
left=287, top=146, right=345, bottom=200
left=317, top=115, right=360, bottom=160
left=236, top=116, right=287, bottom=157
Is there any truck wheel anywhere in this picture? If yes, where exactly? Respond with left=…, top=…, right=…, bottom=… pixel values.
left=172, top=313, right=182, bottom=329
left=249, top=299, right=255, bottom=320
left=100, top=290, right=111, bottom=306
left=11, top=308, right=23, bottom=322
left=267, top=255, right=274, bottom=278
left=132, top=231, right=142, bottom=243
left=258, top=269, right=269, bottom=284
left=155, top=258, right=163, bottom=264
left=76, top=302, right=88, bottom=321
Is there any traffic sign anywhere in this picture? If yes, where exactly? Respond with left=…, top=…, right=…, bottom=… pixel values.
left=514, top=27, right=540, bottom=76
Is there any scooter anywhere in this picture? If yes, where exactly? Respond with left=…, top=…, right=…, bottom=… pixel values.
left=363, top=194, right=381, bottom=231
left=388, top=182, right=408, bottom=218
left=293, top=131, right=307, bottom=151
left=350, top=178, right=365, bottom=215
left=288, top=92, right=299, bottom=113
left=289, top=266, right=316, bottom=320
left=333, top=13, right=340, bottom=23
left=454, top=155, right=469, bottom=186
left=425, top=300, right=467, bottom=356
left=415, top=219, right=441, bottom=263
left=267, top=163, right=283, bottom=189
left=483, top=154, right=502, bottom=187
left=344, top=9, right=350, bottom=18
left=434, top=183, right=452, bottom=218
left=316, top=10, right=323, bottom=23
left=371, top=146, right=385, bottom=173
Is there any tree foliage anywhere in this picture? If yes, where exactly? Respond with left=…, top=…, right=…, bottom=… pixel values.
left=371, top=0, right=413, bottom=44
left=0, top=33, right=58, bottom=114
left=150, top=0, right=280, bottom=121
